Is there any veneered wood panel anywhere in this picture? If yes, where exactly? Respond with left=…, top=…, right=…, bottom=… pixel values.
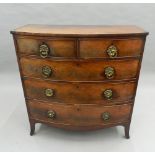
left=20, top=58, right=139, bottom=81
left=80, top=38, right=144, bottom=58
left=24, top=79, right=136, bottom=104
left=28, top=100, right=132, bottom=126
left=17, top=37, right=76, bottom=57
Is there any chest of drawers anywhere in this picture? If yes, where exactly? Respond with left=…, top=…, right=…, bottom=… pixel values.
left=11, top=25, right=148, bottom=138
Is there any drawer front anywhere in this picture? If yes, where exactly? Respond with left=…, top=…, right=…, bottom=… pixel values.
left=80, top=38, right=144, bottom=58
left=16, top=37, right=76, bottom=57
left=21, top=58, right=139, bottom=81
left=24, top=79, right=135, bottom=104
left=28, top=100, right=132, bottom=126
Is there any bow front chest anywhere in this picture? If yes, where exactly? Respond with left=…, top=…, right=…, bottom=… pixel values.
left=11, top=25, right=148, bottom=138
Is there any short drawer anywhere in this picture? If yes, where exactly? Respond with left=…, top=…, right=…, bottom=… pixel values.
left=28, top=100, right=132, bottom=127
left=24, top=79, right=135, bottom=104
left=80, top=38, right=144, bottom=58
left=20, top=58, right=139, bottom=81
left=16, top=37, right=76, bottom=58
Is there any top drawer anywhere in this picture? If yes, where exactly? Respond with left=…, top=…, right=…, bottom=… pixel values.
left=80, top=38, right=144, bottom=58
left=16, top=36, right=76, bottom=58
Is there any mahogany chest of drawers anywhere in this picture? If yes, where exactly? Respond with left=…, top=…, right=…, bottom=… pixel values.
left=11, top=25, right=148, bottom=138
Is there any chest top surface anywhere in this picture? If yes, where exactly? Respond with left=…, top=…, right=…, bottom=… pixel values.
left=11, top=24, right=148, bottom=37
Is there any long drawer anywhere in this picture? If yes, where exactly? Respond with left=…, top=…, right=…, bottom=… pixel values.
left=28, top=100, right=132, bottom=127
left=24, top=79, right=136, bottom=104
left=20, top=58, right=139, bottom=81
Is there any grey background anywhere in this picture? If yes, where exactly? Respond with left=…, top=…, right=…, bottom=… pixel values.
left=0, top=4, right=155, bottom=152
left=0, top=3, right=154, bottom=74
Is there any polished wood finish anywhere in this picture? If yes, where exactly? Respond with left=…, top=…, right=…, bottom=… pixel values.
left=16, top=37, right=76, bottom=57
left=28, top=100, right=132, bottom=128
left=11, top=25, right=148, bottom=37
left=24, top=79, right=136, bottom=105
left=11, top=25, right=148, bottom=138
left=80, top=38, right=144, bottom=58
left=20, top=58, right=139, bottom=81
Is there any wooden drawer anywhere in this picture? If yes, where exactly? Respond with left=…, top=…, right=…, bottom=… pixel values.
left=16, top=37, right=76, bottom=58
left=21, top=58, right=139, bottom=81
left=80, top=38, right=144, bottom=58
left=24, top=79, right=135, bottom=104
left=28, top=100, right=132, bottom=127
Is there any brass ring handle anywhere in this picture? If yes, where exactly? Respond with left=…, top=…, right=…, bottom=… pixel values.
left=102, top=112, right=110, bottom=121
left=47, top=110, right=56, bottom=119
left=39, top=43, right=50, bottom=58
left=107, top=45, right=118, bottom=58
left=103, top=89, right=113, bottom=100
left=45, top=88, right=54, bottom=97
left=42, top=66, right=52, bottom=78
left=104, top=66, right=115, bottom=79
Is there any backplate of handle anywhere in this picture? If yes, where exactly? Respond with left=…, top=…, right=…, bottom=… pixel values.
left=106, top=45, right=118, bottom=58
left=45, top=88, right=54, bottom=97
left=104, top=66, right=115, bottom=79
left=103, top=89, right=113, bottom=100
left=39, top=43, right=50, bottom=58
left=102, top=112, right=110, bottom=121
left=42, top=66, right=52, bottom=78
left=47, top=110, right=56, bottom=119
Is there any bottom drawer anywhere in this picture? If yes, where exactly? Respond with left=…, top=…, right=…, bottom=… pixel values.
left=28, top=100, right=132, bottom=129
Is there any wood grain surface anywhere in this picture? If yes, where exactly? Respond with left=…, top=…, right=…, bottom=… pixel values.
left=20, top=57, right=139, bottom=81
left=17, top=37, right=76, bottom=57
left=11, top=25, right=148, bottom=37
left=28, top=100, right=132, bottom=127
left=80, top=38, right=144, bottom=58
left=24, top=78, right=136, bottom=104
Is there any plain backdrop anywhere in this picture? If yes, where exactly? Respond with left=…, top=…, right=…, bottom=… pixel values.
left=0, top=3, right=155, bottom=152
